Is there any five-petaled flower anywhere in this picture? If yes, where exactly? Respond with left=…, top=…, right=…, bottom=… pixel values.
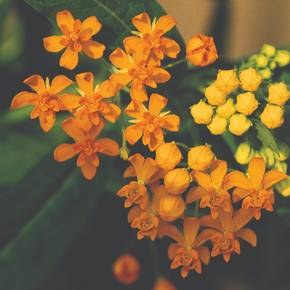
left=123, top=12, right=180, bottom=66
left=225, top=157, right=287, bottom=220
left=43, top=10, right=106, bottom=70
left=59, top=72, right=120, bottom=132
left=11, top=74, right=73, bottom=132
left=54, top=117, right=119, bottom=180
left=124, top=94, right=180, bottom=151
left=109, top=47, right=171, bottom=102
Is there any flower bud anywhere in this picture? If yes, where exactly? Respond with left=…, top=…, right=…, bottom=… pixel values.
left=274, top=50, right=290, bottom=67
left=119, top=146, right=130, bottom=160
left=239, top=67, right=262, bottom=91
left=268, top=82, right=290, bottom=106
left=269, top=61, right=277, bottom=70
left=186, top=33, right=218, bottom=67
left=155, top=142, right=182, bottom=170
left=215, top=69, right=240, bottom=94
left=260, top=105, right=284, bottom=129
left=275, top=142, right=289, bottom=161
left=205, top=82, right=227, bottom=105
left=112, top=254, right=140, bottom=285
left=261, top=44, right=276, bottom=57
left=164, top=168, right=191, bottom=195
left=236, top=92, right=259, bottom=115
left=207, top=114, right=228, bottom=135
left=159, top=194, right=186, bottom=222
left=255, top=54, right=268, bottom=68
left=235, top=143, right=254, bottom=164
left=272, top=160, right=288, bottom=174
left=259, top=146, right=275, bottom=167
left=258, top=68, right=271, bottom=79
left=229, top=113, right=252, bottom=136
left=216, top=98, right=236, bottom=118
left=188, top=145, right=214, bottom=171
left=275, top=176, right=290, bottom=197
left=153, top=278, right=177, bottom=290
left=190, top=100, right=214, bottom=124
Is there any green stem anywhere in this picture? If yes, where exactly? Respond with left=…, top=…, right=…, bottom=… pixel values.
left=148, top=240, right=161, bottom=278
left=162, top=58, right=187, bottom=70
left=100, top=57, right=114, bottom=74
left=175, top=142, right=190, bottom=151
left=221, top=130, right=238, bottom=155
left=122, top=86, right=130, bottom=94
left=194, top=200, right=200, bottom=217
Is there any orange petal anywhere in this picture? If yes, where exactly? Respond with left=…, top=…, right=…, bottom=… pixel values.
left=210, top=160, right=227, bottom=188
left=124, top=125, right=143, bottom=145
left=218, top=210, right=233, bottom=230
left=223, top=171, right=252, bottom=190
left=191, top=171, right=212, bottom=191
left=195, top=228, right=217, bottom=247
left=82, top=40, right=105, bottom=59
left=23, top=75, right=47, bottom=94
left=186, top=187, right=207, bottom=204
left=96, top=138, right=119, bottom=156
left=160, top=37, right=180, bottom=58
left=199, top=215, right=222, bottom=231
left=109, top=47, right=133, bottom=69
left=235, top=228, right=257, bottom=247
left=128, top=206, right=143, bottom=223
left=10, top=92, right=39, bottom=109
left=123, top=36, right=145, bottom=55
left=62, top=117, right=85, bottom=142
left=232, top=208, right=253, bottom=231
left=168, top=243, right=181, bottom=260
left=151, top=185, right=168, bottom=212
left=56, top=10, right=74, bottom=33
left=232, top=188, right=249, bottom=203
left=60, top=46, right=78, bottom=70
left=75, top=72, right=94, bottom=96
left=89, top=153, right=100, bottom=167
left=76, top=113, right=92, bottom=132
left=132, top=13, right=152, bottom=34
left=148, top=93, right=167, bottom=116
left=154, top=15, right=177, bottom=35
left=59, top=93, right=80, bottom=110
left=43, top=36, right=66, bottom=52
left=87, top=118, right=106, bottom=139
left=101, top=103, right=121, bottom=123
left=130, top=80, right=148, bottom=102
left=98, top=80, right=117, bottom=99
left=49, top=75, right=73, bottom=94
left=81, top=158, right=97, bottom=180
left=148, top=132, right=162, bottom=152
left=80, top=16, right=101, bottom=36
left=197, top=245, right=210, bottom=264
left=39, top=111, right=55, bottom=132
left=54, top=143, right=80, bottom=162
left=160, top=114, right=180, bottom=131
left=262, top=170, right=287, bottom=189
left=150, top=68, right=171, bottom=83
left=127, top=153, right=145, bottom=179
left=183, top=217, right=200, bottom=246
left=248, top=157, right=265, bottom=188
left=124, top=100, right=147, bottom=119
left=141, top=157, right=158, bottom=181
left=109, top=72, right=132, bottom=91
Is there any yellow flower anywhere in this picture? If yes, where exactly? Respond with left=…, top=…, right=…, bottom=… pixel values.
left=190, top=100, right=214, bottom=124
left=239, top=67, right=262, bottom=91
left=274, top=50, right=290, bottom=67
left=235, top=143, right=254, bottom=165
left=207, top=114, right=228, bottom=135
left=216, top=98, right=236, bottom=118
left=275, top=176, right=290, bottom=197
left=260, top=105, right=284, bottom=129
left=215, top=69, right=240, bottom=94
left=258, top=68, right=271, bottom=79
left=204, top=82, right=227, bottom=105
left=229, top=113, right=251, bottom=136
left=235, top=92, right=259, bottom=115
left=261, top=44, right=276, bottom=57
left=255, top=54, right=268, bottom=68
left=268, top=82, right=290, bottom=106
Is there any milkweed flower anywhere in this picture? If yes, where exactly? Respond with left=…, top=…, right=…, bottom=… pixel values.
left=124, top=13, right=180, bottom=66
left=59, top=72, right=120, bottom=132
left=109, top=47, right=171, bottom=102
left=268, top=82, right=290, bottom=106
left=53, top=117, right=119, bottom=180
left=216, top=98, right=236, bottom=118
left=215, top=69, right=240, bottom=94
left=124, top=94, right=180, bottom=151
left=204, top=82, right=227, bottom=106
left=43, top=10, right=105, bottom=70
left=207, top=114, right=228, bottom=135
left=186, top=34, right=218, bottom=67
left=235, top=92, right=259, bottom=115
left=166, top=217, right=212, bottom=277
left=190, top=100, right=214, bottom=124
left=200, top=209, right=256, bottom=262
left=260, top=105, right=284, bottom=129
left=112, top=254, right=140, bottom=285
left=225, top=157, right=287, bottom=219
left=187, top=145, right=214, bottom=171
left=187, top=160, right=233, bottom=219
left=229, top=113, right=252, bottom=136
left=155, top=142, right=182, bottom=170
left=164, top=168, right=191, bottom=195
left=239, top=67, right=262, bottom=91
left=11, top=74, right=73, bottom=132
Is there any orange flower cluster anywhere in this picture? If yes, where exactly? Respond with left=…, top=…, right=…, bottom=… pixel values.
left=117, top=143, right=287, bottom=277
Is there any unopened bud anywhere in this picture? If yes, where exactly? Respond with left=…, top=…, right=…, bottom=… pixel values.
left=205, top=82, right=227, bottom=105
left=274, top=50, right=290, bottom=67
left=216, top=98, right=236, bottom=118
left=235, top=143, right=254, bottom=164
left=275, top=176, right=290, bottom=197
left=239, top=67, right=262, bottom=91
left=260, top=105, right=284, bottom=129
left=164, top=168, right=191, bottom=195
left=159, top=194, right=186, bottom=222
left=236, top=92, right=259, bottom=115
left=190, top=100, right=214, bottom=124
left=275, top=142, right=289, bottom=161
left=155, top=142, right=182, bottom=170
left=188, top=145, right=214, bottom=171
left=215, top=69, right=240, bottom=94
left=268, top=82, right=290, bottom=106
left=261, top=44, right=276, bottom=57
left=229, top=113, right=252, bottom=136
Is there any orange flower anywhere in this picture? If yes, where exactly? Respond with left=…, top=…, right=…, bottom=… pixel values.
left=123, top=13, right=180, bottom=66
left=124, top=94, right=180, bottom=151
left=128, top=185, right=168, bottom=241
left=59, top=72, right=120, bottom=132
left=53, top=117, right=119, bottom=180
left=109, top=48, right=171, bottom=102
left=186, top=34, right=218, bottom=67
left=200, top=209, right=256, bottom=262
left=164, top=168, right=191, bottom=195
left=187, top=160, right=233, bottom=218
left=11, top=74, right=73, bottom=132
left=117, top=153, right=162, bottom=209
left=225, top=157, right=287, bottom=219
left=155, top=142, right=182, bottom=170
left=187, top=145, right=214, bottom=171
left=112, top=254, right=140, bottom=285
left=165, top=217, right=212, bottom=277
left=43, top=10, right=105, bottom=70
left=152, top=278, right=176, bottom=290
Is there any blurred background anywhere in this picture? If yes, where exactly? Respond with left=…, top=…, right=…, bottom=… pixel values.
left=0, top=1, right=289, bottom=289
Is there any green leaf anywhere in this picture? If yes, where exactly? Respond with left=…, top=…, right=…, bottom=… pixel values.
left=252, top=119, right=279, bottom=154
left=0, top=153, right=113, bottom=290
left=24, top=0, right=185, bottom=52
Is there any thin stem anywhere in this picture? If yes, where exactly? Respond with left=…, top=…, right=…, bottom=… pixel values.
left=100, top=57, right=114, bottom=74
left=194, top=200, right=200, bottom=217
left=122, top=86, right=130, bottom=94
left=175, top=142, right=190, bottom=151
left=148, top=240, right=161, bottom=278
left=221, top=130, right=238, bottom=155
left=162, top=57, right=187, bottom=70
